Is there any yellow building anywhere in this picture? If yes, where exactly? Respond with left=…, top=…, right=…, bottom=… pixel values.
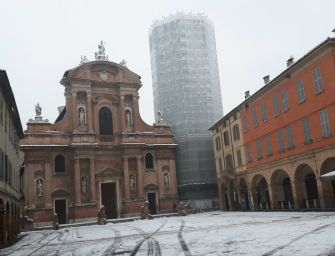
left=210, top=101, right=250, bottom=210
left=0, top=70, right=24, bottom=247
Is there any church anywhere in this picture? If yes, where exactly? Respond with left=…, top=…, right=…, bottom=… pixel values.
left=21, top=42, right=178, bottom=227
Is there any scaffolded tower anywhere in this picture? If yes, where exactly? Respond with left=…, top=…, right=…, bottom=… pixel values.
left=149, top=13, right=223, bottom=208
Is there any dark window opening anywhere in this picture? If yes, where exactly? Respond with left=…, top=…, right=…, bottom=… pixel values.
left=99, top=107, right=113, bottom=135
left=55, top=155, right=65, bottom=172
left=145, top=153, right=154, bottom=169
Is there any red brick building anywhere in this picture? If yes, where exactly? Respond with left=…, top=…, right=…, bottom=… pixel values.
left=211, top=38, right=335, bottom=211
left=21, top=47, right=178, bottom=227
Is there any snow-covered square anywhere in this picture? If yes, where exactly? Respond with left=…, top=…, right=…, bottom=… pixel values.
left=1, top=211, right=335, bottom=256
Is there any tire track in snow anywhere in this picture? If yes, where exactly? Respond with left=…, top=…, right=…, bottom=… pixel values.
left=2, top=232, right=49, bottom=256
left=101, top=228, right=122, bottom=256
left=25, top=231, right=63, bottom=256
left=129, top=220, right=165, bottom=256
left=177, top=220, right=192, bottom=256
left=262, top=221, right=335, bottom=256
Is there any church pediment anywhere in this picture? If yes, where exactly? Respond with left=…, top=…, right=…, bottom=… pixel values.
left=96, top=167, right=122, bottom=177
left=63, top=61, right=141, bottom=85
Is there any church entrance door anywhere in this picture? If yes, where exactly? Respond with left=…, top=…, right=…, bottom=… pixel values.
left=147, top=192, right=157, bottom=215
left=54, top=199, right=67, bottom=224
left=101, top=183, right=117, bottom=219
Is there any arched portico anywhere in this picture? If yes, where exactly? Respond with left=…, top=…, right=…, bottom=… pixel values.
left=320, top=158, right=335, bottom=208
left=220, top=181, right=230, bottom=210
left=239, top=178, right=250, bottom=210
left=271, top=169, right=294, bottom=209
left=252, top=175, right=271, bottom=210
left=295, top=164, right=319, bottom=209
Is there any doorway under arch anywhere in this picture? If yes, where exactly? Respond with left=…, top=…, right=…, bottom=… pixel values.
left=271, top=169, right=294, bottom=209
left=239, top=178, right=250, bottom=210
left=295, top=164, right=319, bottom=209
left=252, top=175, right=271, bottom=210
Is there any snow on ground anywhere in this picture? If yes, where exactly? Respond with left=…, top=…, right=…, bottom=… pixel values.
left=1, top=211, right=335, bottom=256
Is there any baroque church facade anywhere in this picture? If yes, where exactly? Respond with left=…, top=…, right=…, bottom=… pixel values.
left=21, top=44, right=178, bottom=226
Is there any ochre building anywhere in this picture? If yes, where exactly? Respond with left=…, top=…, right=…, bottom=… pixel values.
left=21, top=49, right=178, bottom=227
left=211, top=38, right=335, bottom=211
left=0, top=70, right=24, bottom=247
left=210, top=103, right=248, bottom=211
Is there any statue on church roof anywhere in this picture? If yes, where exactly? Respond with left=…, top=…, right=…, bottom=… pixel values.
left=35, top=103, right=42, bottom=117
left=95, top=40, right=109, bottom=61
left=120, top=59, right=127, bottom=66
left=80, top=55, right=88, bottom=65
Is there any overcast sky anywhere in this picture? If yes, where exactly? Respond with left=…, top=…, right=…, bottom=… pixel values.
left=1, top=0, right=334, bottom=129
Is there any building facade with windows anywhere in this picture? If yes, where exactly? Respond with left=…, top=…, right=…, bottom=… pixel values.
left=0, top=70, right=24, bottom=247
left=209, top=105, right=248, bottom=211
left=211, top=38, right=335, bottom=211
left=21, top=47, right=178, bottom=227
left=149, top=13, right=223, bottom=208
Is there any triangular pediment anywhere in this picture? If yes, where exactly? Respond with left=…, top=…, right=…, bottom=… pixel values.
left=96, top=167, right=122, bottom=177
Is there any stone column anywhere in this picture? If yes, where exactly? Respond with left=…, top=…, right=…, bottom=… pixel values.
left=123, top=157, right=130, bottom=199
left=137, top=157, right=144, bottom=198
left=120, top=94, right=126, bottom=132
left=267, top=184, right=273, bottom=209
left=247, top=185, right=254, bottom=210
left=316, top=178, right=325, bottom=208
left=72, top=92, right=78, bottom=131
left=89, top=158, right=96, bottom=202
left=290, top=181, right=298, bottom=209
left=74, top=158, right=81, bottom=204
left=270, top=184, right=278, bottom=209
left=87, top=92, right=93, bottom=132
left=44, top=161, right=52, bottom=208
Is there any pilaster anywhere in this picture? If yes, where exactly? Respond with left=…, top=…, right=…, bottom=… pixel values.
left=74, top=158, right=81, bottom=204
left=123, top=157, right=130, bottom=199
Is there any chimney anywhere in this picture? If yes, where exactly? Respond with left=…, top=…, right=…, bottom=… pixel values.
left=244, top=91, right=250, bottom=99
left=263, top=75, right=270, bottom=84
left=287, top=56, right=294, bottom=67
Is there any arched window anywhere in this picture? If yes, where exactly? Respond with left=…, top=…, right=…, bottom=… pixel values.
left=55, top=155, right=65, bottom=172
left=145, top=153, right=154, bottom=169
left=223, top=131, right=230, bottom=146
left=233, top=124, right=240, bottom=141
left=99, top=107, right=113, bottom=135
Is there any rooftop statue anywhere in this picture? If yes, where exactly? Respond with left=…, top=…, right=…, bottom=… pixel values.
left=95, top=40, right=109, bottom=61
left=120, top=59, right=127, bottom=66
left=80, top=55, right=88, bottom=65
left=157, top=111, right=163, bottom=122
left=35, top=103, right=42, bottom=117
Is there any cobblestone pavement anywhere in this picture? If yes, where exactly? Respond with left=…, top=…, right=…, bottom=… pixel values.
left=1, top=211, right=335, bottom=256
